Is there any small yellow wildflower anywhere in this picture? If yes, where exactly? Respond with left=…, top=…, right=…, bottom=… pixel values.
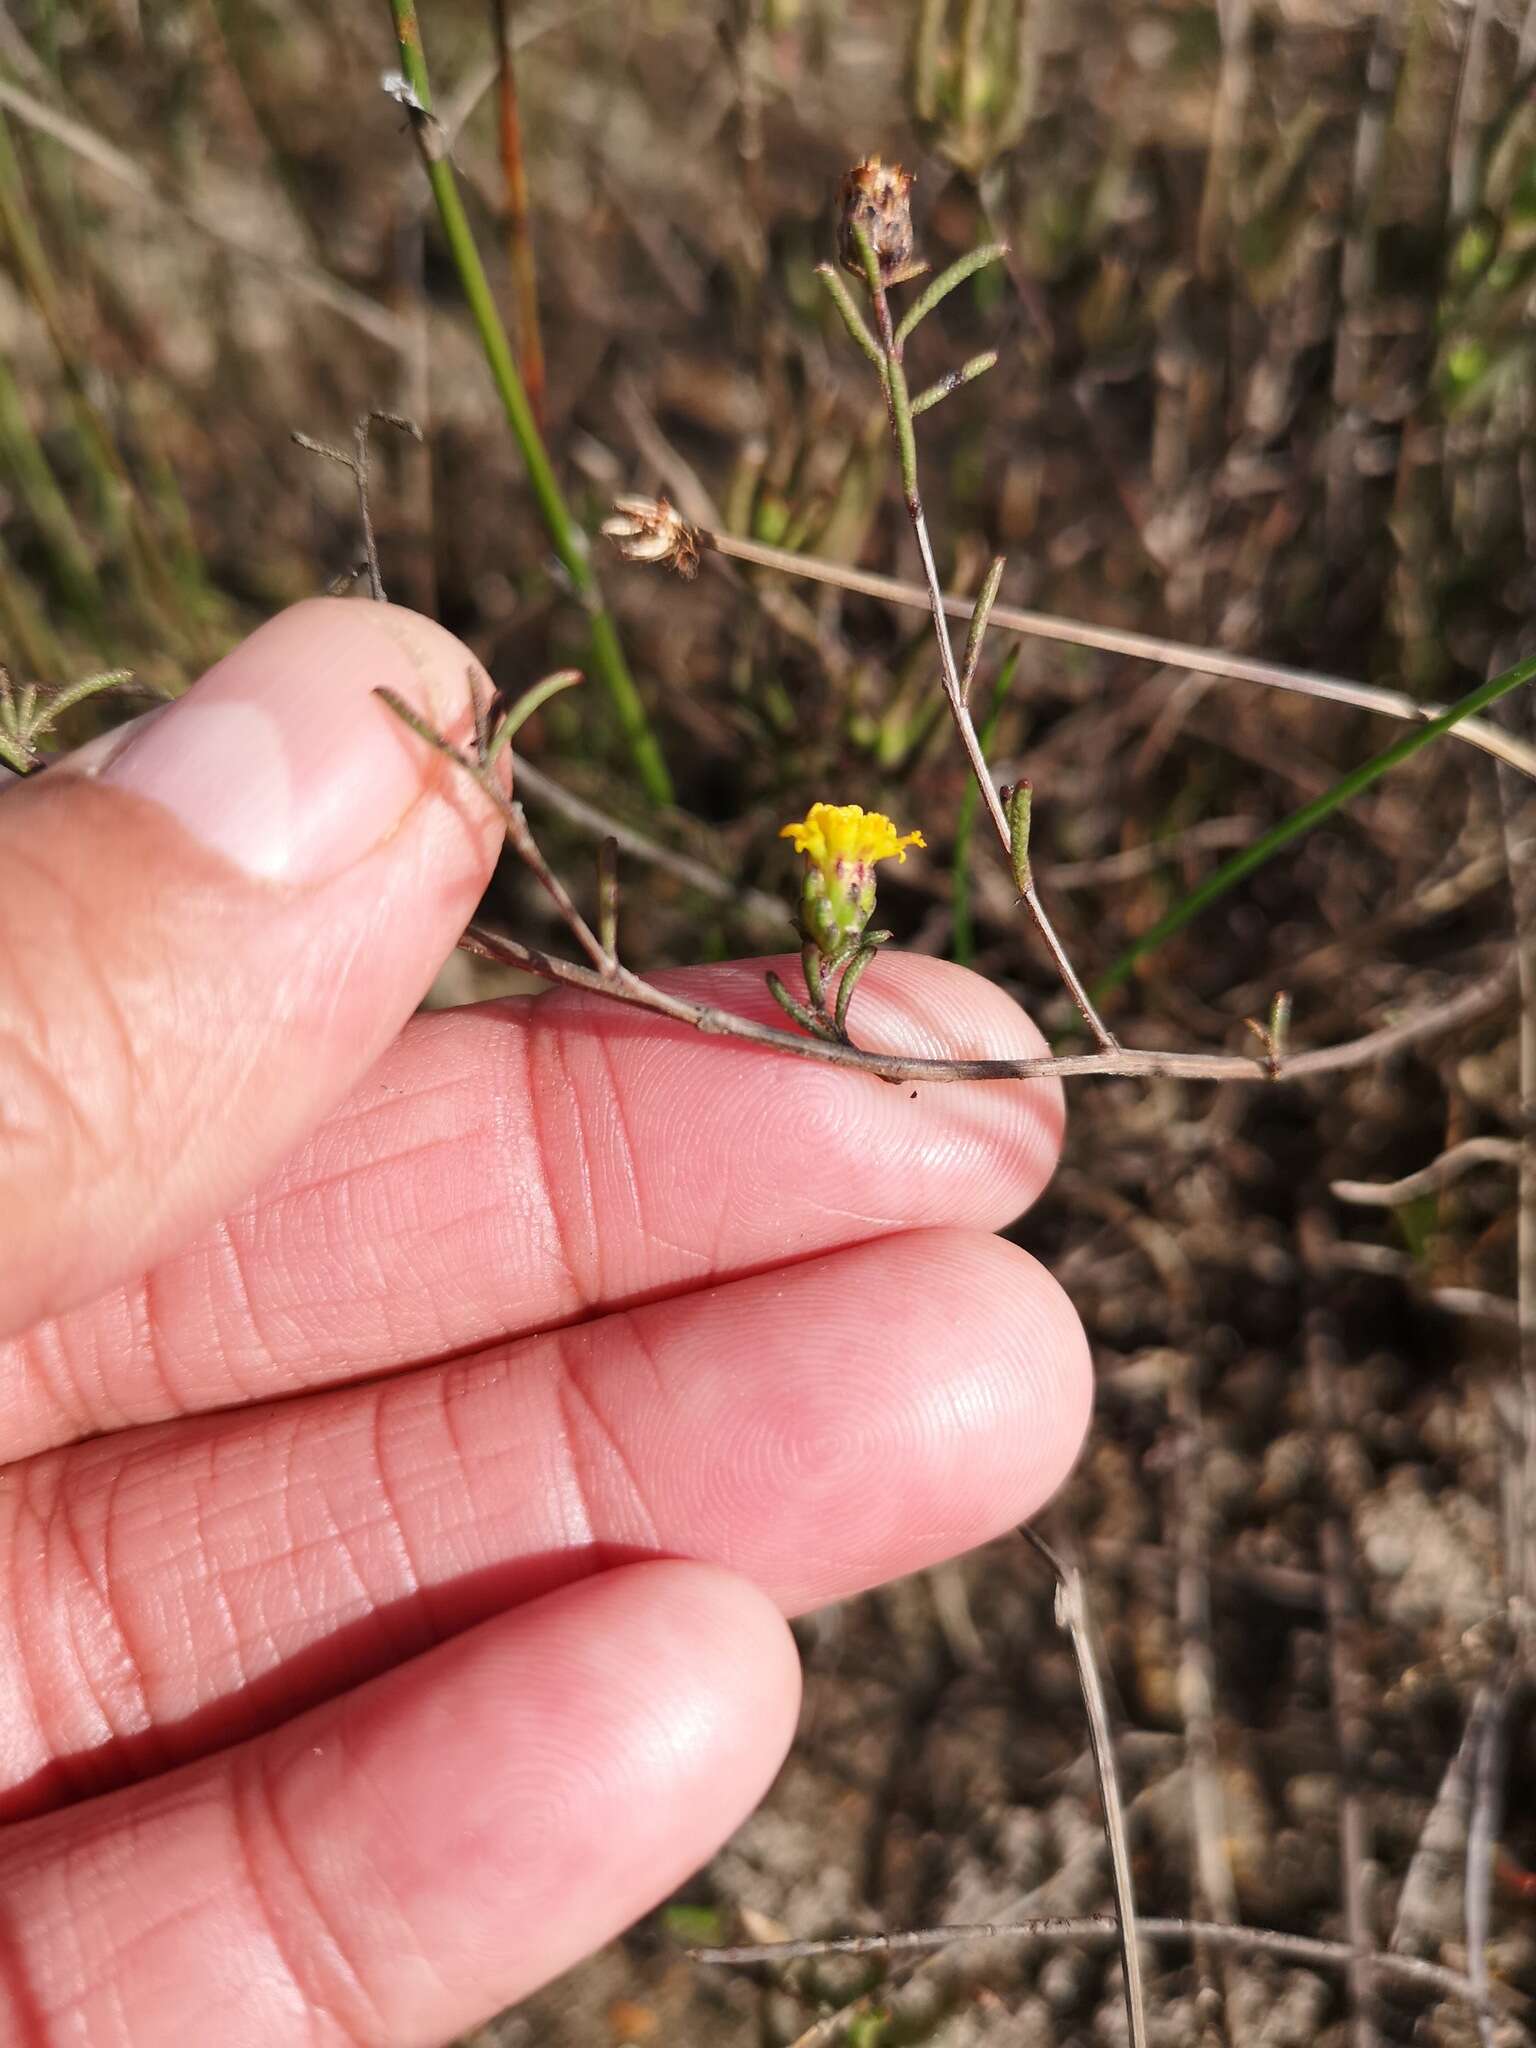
left=780, top=802, right=925, bottom=958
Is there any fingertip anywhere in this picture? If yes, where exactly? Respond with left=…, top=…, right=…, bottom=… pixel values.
left=274, top=1559, right=802, bottom=2026
left=0, top=600, right=509, bottom=1333
left=535, top=949, right=1067, bottom=1270
left=0, top=1560, right=804, bottom=2046
left=948, top=1227, right=1095, bottom=1499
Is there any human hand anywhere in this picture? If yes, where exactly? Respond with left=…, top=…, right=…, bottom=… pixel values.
left=0, top=601, right=1090, bottom=2046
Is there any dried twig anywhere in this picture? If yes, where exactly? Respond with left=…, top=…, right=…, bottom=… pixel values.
left=1304, top=1295, right=1378, bottom=2048
left=1480, top=668, right=1536, bottom=2044
left=1497, top=679, right=1536, bottom=1644
left=689, top=1915, right=1525, bottom=2023
left=1332, top=1136, right=1522, bottom=1207
left=618, top=515, right=1536, bottom=781
left=1022, top=1525, right=1147, bottom=2048
left=1167, top=1368, right=1242, bottom=2030
left=459, top=915, right=1515, bottom=1089
left=292, top=412, right=422, bottom=602
left=1466, top=1671, right=1516, bottom=2048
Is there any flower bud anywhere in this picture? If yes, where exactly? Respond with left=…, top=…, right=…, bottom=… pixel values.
left=780, top=801, right=925, bottom=958
left=1001, top=779, right=1032, bottom=893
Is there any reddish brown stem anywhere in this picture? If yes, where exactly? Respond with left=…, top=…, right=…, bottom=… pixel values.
left=490, top=0, right=546, bottom=429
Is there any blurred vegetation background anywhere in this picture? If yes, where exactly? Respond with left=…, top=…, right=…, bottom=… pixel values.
left=4, top=1, right=1535, bottom=2042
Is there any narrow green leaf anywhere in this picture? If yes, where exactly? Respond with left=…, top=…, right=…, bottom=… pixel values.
left=484, top=667, right=583, bottom=764
left=894, top=243, right=1008, bottom=348
left=1092, top=650, right=1536, bottom=999
left=910, top=351, right=998, bottom=417
left=814, top=262, right=884, bottom=371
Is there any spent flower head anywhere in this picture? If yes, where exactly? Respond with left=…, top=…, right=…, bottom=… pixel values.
left=601, top=495, right=701, bottom=579
left=781, top=801, right=925, bottom=958
left=836, top=156, right=927, bottom=288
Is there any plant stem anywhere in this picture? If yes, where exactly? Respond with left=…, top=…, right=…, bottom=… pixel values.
left=952, top=647, right=1017, bottom=965
left=850, top=238, right=1117, bottom=1046
left=1093, top=649, right=1536, bottom=998
left=385, top=0, right=673, bottom=805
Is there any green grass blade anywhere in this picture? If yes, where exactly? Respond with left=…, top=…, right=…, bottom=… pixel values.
left=385, top=1, right=673, bottom=807
left=1092, top=649, right=1536, bottom=1000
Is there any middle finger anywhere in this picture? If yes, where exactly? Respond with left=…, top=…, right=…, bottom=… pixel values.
left=0, top=1226, right=1088, bottom=1822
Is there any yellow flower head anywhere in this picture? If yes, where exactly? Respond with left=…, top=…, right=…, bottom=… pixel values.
left=780, top=803, right=925, bottom=958
left=780, top=802, right=925, bottom=871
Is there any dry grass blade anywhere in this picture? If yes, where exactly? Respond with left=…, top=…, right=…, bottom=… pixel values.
left=1022, top=1527, right=1147, bottom=2048
left=685, top=524, right=1536, bottom=780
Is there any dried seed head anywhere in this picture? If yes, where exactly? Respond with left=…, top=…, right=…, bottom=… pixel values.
left=600, top=495, right=701, bottom=580
left=836, top=156, right=925, bottom=288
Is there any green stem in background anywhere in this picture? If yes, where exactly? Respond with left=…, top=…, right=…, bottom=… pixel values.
left=951, top=646, right=1019, bottom=965
left=385, top=0, right=673, bottom=806
left=1093, top=649, right=1536, bottom=1000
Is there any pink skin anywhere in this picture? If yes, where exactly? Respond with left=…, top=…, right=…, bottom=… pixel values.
left=0, top=602, right=1092, bottom=2045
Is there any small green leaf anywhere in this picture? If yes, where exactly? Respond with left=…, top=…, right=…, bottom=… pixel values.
left=893, top=242, right=1008, bottom=348
left=662, top=1903, right=724, bottom=1944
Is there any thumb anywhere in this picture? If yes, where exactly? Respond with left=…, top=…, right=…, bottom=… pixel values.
left=0, top=598, right=505, bottom=1338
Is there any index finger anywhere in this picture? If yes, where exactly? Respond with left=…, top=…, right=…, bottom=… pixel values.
left=5, top=952, right=1064, bottom=1454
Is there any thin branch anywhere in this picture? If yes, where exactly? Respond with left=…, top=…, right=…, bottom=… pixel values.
left=828, top=238, right=1118, bottom=1048
left=375, top=686, right=614, bottom=978
left=687, top=1916, right=1524, bottom=2021
left=676, top=521, right=1536, bottom=781
left=510, top=753, right=786, bottom=932
left=460, top=917, right=1517, bottom=1089
left=1305, top=1299, right=1379, bottom=2048
left=292, top=412, right=422, bottom=602
left=1023, top=1526, right=1147, bottom=2048
left=387, top=662, right=1516, bottom=1092
left=1466, top=1672, right=1516, bottom=2048
left=1332, top=1136, right=1521, bottom=1207
left=1167, top=1368, right=1242, bottom=2027
left=1496, top=675, right=1536, bottom=1647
